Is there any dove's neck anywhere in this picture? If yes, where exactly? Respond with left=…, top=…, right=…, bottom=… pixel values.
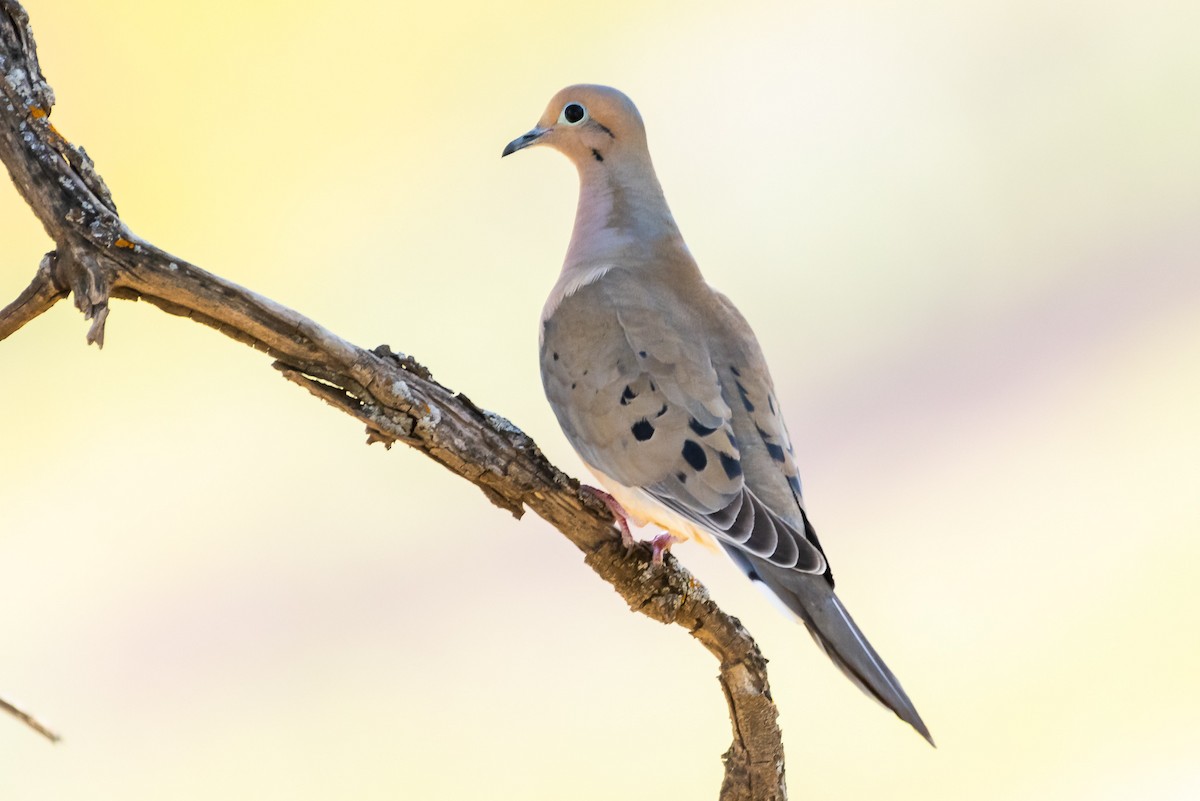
left=543, top=158, right=687, bottom=322
left=565, top=158, right=682, bottom=269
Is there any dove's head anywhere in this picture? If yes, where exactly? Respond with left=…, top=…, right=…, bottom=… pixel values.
left=502, top=85, right=650, bottom=169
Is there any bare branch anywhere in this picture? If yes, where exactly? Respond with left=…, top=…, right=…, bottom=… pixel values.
left=0, top=693, right=60, bottom=744
left=0, top=251, right=66, bottom=340
left=0, top=1, right=785, bottom=796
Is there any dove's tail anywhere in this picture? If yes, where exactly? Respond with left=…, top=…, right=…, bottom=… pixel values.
left=723, top=547, right=934, bottom=745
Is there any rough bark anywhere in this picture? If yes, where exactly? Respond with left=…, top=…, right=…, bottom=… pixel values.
left=0, top=2, right=786, bottom=797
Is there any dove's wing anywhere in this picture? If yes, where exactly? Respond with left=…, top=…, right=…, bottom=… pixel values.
left=512, top=83, right=931, bottom=744
left=540, top=266, right=827, bottom=575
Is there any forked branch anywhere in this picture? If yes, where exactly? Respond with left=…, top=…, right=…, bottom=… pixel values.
left=0, top=2, right=785, bottom=797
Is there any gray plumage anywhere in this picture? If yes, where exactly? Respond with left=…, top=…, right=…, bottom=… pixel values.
left=505, top=84, right=932, bottom=744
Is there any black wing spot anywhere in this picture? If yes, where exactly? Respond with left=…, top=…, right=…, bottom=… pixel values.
left=620, top=385, right=637, bottom=405
left=719, top=452, right=742, bottom=479
left=631, top=419, right=655, bottom=441
left=552, top=352, right=559, bottom=361
left=788, top=475, right=802, bottom=495
left=681, top=440, right=708, bottom=471
left=676, top=471, right=687, bottom=483
left=591, top=148, right=604, bottom=162
left=768, top=394, right=776, bottom=414
left=757, top=425, right=786, bottom=462
left=570, top=382, right=577, bottom=390
left=655, top=403, right=668, bottom=418
left=730, top=365, right=742, bottom=377
left=689, top=417, right=718, bottom=436
left=736, top=381, right=755, bottom=412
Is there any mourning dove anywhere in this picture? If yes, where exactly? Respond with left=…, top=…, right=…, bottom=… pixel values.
left=503, top=85, right=932, bottom=744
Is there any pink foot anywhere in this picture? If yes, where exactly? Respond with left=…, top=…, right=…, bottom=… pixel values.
left=650, top=532, right=684, bottom=566
left=581, top=485, right=635, bottom=549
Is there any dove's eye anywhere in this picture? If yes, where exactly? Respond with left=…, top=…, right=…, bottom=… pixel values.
left=559, top=103, right=588, bottom=125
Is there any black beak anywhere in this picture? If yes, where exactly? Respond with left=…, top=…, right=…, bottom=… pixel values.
left=502, top=126, right=550, bottom=157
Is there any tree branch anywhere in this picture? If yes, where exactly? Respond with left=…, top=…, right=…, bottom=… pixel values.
left=0, top=251, right=66, bottom=340
left=0, top=2, right=785, bottom=796
left=0, top=692, right=59, bottom=743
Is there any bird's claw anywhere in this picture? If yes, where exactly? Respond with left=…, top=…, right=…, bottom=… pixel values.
left=650, top=532, right=683, bottom=566
left=581, top=486, right=680, bottom=566
left=581, top=485, right=635, bottom=549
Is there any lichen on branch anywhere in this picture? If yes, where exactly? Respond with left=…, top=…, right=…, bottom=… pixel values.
left=0, top=2, right=786, bottom=797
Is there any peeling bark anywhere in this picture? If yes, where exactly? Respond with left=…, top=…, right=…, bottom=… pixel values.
left=0, top=2, right=787, bottom=796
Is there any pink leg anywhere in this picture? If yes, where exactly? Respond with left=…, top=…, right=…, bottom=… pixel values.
left=581, top=485, right=635, bottom=549
left=650, top=532, right=684, bottom=566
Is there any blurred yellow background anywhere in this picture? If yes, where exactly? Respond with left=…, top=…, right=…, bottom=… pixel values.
left=2, top=0, right=1198, bottom=798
